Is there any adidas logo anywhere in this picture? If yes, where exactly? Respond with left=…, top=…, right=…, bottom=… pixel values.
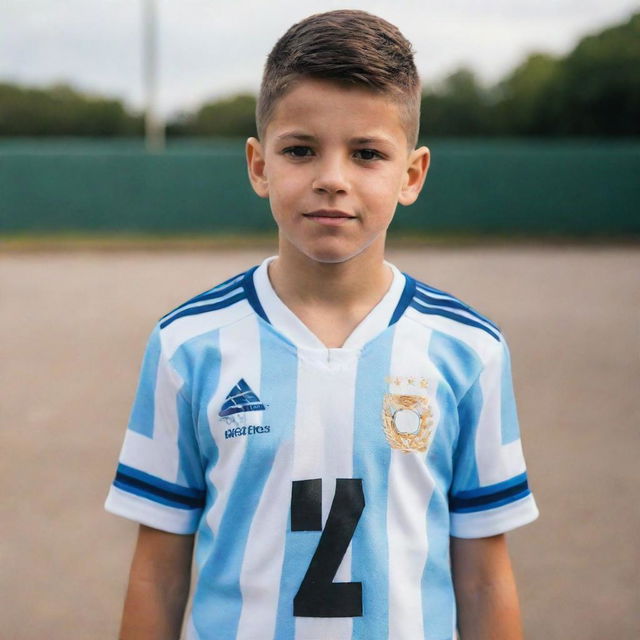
left=219, top=378, right=266, bottom=417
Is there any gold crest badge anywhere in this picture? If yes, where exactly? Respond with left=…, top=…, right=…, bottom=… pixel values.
left=382, top=392, right=433, bottom=453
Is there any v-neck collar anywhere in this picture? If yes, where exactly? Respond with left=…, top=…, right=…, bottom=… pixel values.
left=246, top=255, right=410, bottom=352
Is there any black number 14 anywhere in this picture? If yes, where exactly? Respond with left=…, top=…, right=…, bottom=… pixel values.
left=290, top=478, right=365, bottom=618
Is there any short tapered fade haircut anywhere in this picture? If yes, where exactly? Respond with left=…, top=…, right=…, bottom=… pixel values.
left=256, top=10, right=421, bottom=148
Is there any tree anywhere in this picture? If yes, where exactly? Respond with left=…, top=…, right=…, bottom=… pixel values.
left=420, top=68, right=493, bottom=136
left=182, top=93, right=257, bottom=137
left=2, top=10, right=638, bottom=137
left=495, top=53, right=561, bottom=135
left=0, top=82, right=141, bottom=136
left=554, top=12, right=640, bottom=135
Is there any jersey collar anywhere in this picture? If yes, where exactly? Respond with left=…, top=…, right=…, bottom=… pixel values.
left=246, top=255, right=409, bottom=351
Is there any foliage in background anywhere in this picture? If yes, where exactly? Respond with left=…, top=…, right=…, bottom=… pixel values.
left=0, top=83, right=142, bottom=136
left=495, top=11, right=640, bottom=136
left=552, top=11, right=640, bottom=135
left=167, top=93, right=257, bottom=137
left=1, top=12, right=638, bottom=138
left=421, top=12, right=640, bottom=137
left=420, top=69, right=498, bottom=136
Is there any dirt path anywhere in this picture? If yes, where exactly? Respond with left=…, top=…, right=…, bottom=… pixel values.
left=2, top=247, right=638, bottom=639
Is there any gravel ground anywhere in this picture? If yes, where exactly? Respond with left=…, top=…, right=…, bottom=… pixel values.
left=2, top=246, right=638, bottom=639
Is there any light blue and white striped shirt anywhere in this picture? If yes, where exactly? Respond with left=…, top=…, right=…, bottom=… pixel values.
left=106, top=255, right=538, bottom=640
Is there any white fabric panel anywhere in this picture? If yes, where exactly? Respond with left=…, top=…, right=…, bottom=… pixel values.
left=475, top=343, right=526, bottom=485
left=386, top=319, right=435, bottom=640
left=293, top=352, right=359, bottom=640
left=474, top=344, right=504, bottom=486
left=450, top=494, right=539, bottom=538
left=322, top=358, right=358, bottom=591
left=163, top=301, right=254, bottom=358
left=119, top=344, right=183, bottom=483
left=104, top=485, right=197, bottom=534
left=118, top=429, right=179, bottom=482
left=204, top=315, right=261, bottom=539
left=236, top=437, right=295, bottom=640
left=291, top=356, right=327, bottom=481
left=405, top=307, right=496, bottom=365
left=501, top=440, right=527, bottom=480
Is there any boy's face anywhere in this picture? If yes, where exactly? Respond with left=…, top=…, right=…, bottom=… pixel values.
left=246, top=78, right=429, bottom=265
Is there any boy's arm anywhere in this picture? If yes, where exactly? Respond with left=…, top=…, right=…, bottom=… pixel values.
left=451, top=534, right=524, bottom=640
left=119, top=524, right=195, bottom=640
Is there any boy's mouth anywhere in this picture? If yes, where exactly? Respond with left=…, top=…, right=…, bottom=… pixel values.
left=303, top=209, right=356, bottom=226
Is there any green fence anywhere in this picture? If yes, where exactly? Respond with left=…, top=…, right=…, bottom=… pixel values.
left=1, top=138, right=638, bottom=235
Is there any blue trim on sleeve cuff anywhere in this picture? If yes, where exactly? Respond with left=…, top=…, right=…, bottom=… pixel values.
left=114, top=463, right=205, bottom=510
left=450, top=472, right=530, bottom=513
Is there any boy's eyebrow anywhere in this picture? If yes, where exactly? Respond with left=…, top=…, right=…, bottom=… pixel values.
left=351, top=136, right=395, bottom=146
left=276, top=131, right=396, bottom=146
left=276, top=132, right=317, bottom=142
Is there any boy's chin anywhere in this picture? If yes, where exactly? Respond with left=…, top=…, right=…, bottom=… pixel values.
left=306, top=250, right=355, bottom=264
left=293, top=244, right=373, bottom=266
left=278, top=233, right=385, bottom=266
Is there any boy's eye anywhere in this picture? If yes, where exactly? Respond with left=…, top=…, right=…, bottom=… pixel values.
left=283, top=146, right=313, bottom=157
left=354, top=149, right=383, bottom=161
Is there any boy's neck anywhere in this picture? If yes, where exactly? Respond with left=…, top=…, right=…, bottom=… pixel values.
left=267, top=241, right=393, bottom=311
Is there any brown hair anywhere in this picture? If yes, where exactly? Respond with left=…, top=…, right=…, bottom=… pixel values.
left=256, top=10, right=421, bottom=147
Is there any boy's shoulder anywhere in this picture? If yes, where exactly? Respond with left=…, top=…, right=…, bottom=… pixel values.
left=402, top=271, right=505, bottom=358
left=154, top=265, right=260, bottom=355
left=151, top=261, right=506, bottom=363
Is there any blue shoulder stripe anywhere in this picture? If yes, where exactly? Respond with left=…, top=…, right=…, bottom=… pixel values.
left=161, top=272, right=245, bottom=322
left=242, top=265, right=270, bottom=323
left=449, top=473, right=530, bottom=513
left=159, top=291, right=246, bottom=328
left=114, top=463, right=205, bottom=510
left=157, top=263, right=271, bottom=329
left=414, top=286, right=499, bottom=332
left=409, top=300, right=500, bottom=341
left=389, top=273, right=416, bottom=326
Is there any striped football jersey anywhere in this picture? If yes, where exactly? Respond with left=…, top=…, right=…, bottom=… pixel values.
left=105, top=255, right=539, bottom=640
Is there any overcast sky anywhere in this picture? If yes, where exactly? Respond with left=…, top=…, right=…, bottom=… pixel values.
left=2, top=0, right=638, bottom=118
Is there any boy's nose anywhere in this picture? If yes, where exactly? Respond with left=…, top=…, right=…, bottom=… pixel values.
left=312, top=156, right=349, bottom=195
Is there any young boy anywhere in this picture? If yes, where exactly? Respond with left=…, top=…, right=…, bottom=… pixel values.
left=106, top=10, right=538, bottom=640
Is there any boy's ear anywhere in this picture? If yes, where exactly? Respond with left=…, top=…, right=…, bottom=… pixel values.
left=246, top=137, right=269, bottom=198
left=398, top=146, right=430, bottom=206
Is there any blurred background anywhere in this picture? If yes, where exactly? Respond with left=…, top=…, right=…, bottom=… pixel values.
left=1, top=1, right=639, bottom=639
left=1, top=0, right=639, bottom=238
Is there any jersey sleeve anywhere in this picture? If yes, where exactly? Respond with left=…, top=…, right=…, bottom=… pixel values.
left=104, top=324, right=206, bottom=534
left=449, top=335, right=539, bottom=538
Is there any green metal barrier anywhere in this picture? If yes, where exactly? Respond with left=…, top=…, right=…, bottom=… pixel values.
left=1, top=138, right=638, bottom=235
